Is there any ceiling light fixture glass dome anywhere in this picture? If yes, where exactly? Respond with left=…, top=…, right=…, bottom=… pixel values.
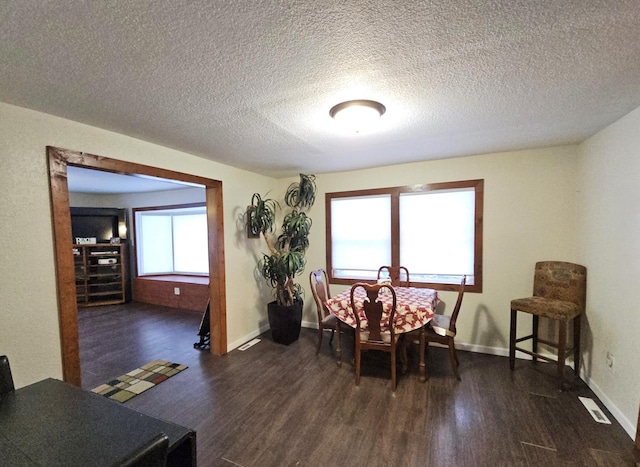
left=329, top=99, right=386, bottom=133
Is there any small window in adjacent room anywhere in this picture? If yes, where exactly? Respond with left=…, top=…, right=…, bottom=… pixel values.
left=326, top=179, right=483, bottom=292
left=134, top=203, right=209, bottom=276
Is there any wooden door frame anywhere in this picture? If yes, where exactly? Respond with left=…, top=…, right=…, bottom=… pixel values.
left=47, top=146, right=227, bottom=386
left=636, top=404, right=639, bottom=448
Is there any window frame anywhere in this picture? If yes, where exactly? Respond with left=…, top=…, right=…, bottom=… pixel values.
left=132, top=202, right=209, bottom=277
left=325, top=179, right=483, bottom=292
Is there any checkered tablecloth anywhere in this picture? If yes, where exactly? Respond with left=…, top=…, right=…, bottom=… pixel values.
left=325, top=286, right=438, bottom=333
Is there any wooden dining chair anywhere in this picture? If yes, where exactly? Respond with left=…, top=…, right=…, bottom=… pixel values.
left=309, top=269, right=342, bottom=365
left=424, top=275, right=467, bottom=380
left=350, top=282, right=400, bottom=391
left=377, top=265, right=410, bottom=287
left=1, top=355, right=16, bottom=397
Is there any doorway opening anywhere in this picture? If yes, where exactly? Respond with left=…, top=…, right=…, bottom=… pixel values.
left=47, top=146, right=227, bottom=386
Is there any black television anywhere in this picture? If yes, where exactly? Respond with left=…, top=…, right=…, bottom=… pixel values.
left=70, top=207, right=126, bottom=244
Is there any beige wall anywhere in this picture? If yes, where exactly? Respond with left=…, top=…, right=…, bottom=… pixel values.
left=576, top=105, right=640, bottom=437
left=1, top=100, right=636, bottom=439
left=0, top=102, right=277, bottom=388
left=300, top=146, right=580, bottom=353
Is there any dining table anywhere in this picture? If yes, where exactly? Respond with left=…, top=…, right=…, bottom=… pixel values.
left=325, top=285, right=439, bottom=382
left=0, top=378, right=196, bottom=466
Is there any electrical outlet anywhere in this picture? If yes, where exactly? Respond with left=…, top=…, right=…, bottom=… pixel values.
left=606, top=351, right=615, bottom=372
left=174, top=287, right=180, bottom=295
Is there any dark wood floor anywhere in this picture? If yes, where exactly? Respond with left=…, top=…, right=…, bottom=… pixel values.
left=78, top=302, right=637, bottom=467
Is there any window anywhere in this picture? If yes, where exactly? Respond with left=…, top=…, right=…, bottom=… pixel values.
left=134, top=204, right=209, bottom=276
left=326, top=179, right=483, bottom=292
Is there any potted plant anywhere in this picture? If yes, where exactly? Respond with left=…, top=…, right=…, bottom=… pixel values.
left=246, top=174, right=317, bottom=345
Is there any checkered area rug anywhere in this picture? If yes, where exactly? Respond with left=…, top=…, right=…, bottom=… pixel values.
left=91, top=360, right=188, bottom=403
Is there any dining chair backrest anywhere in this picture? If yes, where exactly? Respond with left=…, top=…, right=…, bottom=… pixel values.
left=309, top=269, right=331, bottom=321
left=309, top=268, right=342, bottom=359
left=532, top=261, right=587, bottom=312
left=377, top=266, right=410, bottom=287
left=447, top=275, right=467, bottom=333
left=350, top=282, right=397, bottom=343
left=424, top=276, right=467, bottom=380
left=0, top=355, right=15, bottom=397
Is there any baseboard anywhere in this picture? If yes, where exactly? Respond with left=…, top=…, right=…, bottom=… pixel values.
left=454, top=342, right=510, bottom=357
left=580, top=373, right=636, bottom=440
left=229, top=321, right=320, bottom=351
left=228, top=323, right=270, bottom=352
left=455, top=341, right=575, bottom=362
left=455, top=342, right=635, bottom=441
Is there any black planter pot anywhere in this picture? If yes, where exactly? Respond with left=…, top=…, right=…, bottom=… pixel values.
left=267, top=300, right=303, bottom=345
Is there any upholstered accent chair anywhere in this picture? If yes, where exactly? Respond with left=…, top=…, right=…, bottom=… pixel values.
left=509, top=261, right=587, bottom=389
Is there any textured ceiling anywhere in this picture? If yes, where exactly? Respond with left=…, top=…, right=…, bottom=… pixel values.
left=2, top=1, right=640, bottom=178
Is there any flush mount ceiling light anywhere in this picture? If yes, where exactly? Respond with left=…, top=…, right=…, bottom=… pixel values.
left=329, top=99, right=386, bottom=133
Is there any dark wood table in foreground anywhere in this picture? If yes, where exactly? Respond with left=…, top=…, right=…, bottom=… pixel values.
left=0, top=378, right=196, bottom=466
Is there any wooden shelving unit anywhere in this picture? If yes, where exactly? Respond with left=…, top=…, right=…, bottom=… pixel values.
left=74, top=244, right=126, bottom=306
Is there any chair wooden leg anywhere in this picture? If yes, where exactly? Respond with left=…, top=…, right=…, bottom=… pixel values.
left=448, top=339, right=461, bottom=381
left=573, top=315, right=581, bottom=377
left=419, top=326, right=426, bottom=382
left=315, top=327, right=323, bottom=355
left=329, top=329, right=334, bottom=346
left=335, top=322, right=342, bottom=368
left=509, top=308, right=517, bottom=370
left=399, top=336, right=408, bottom=374
left=557, top=319, right=567, bottom=385
left=391, top=345, right=397, bottom=391
left=532, top=314, right=539, bottom=364
left=355, top=345, right=361, bottom=387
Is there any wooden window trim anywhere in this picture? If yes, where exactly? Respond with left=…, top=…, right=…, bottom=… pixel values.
left=325, top=179, right=483, bottom=293
left=132, top=202, right=207, bottom=278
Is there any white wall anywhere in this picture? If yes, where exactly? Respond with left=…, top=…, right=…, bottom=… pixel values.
left=576, top=106, right=640, bottom=438
left=69, top=187, right=207, bottom=210
left=0, top=102, right=277, bottom=388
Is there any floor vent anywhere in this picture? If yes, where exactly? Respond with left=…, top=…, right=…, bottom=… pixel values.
left=238, top=338, right=261, bottom=351
left=579, top=396, right=611, bottom=424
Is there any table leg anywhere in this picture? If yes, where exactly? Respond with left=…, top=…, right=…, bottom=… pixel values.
left=399, top=335, right=409, bottom=373
left=419, top=325, right=426, bottom=382
left=335, top=321, right=342, bottom=367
